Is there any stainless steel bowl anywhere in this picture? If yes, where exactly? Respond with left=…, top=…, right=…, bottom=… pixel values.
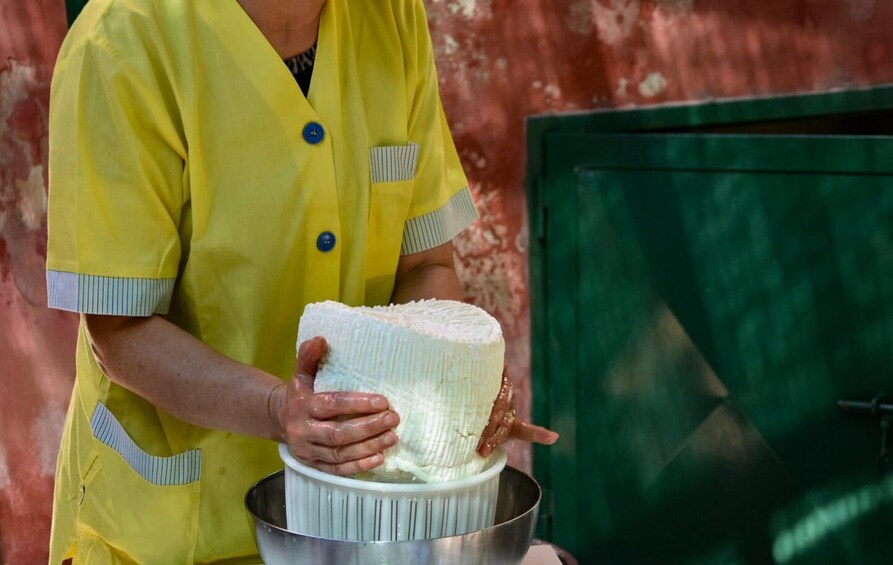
left=245, top=467, right=541, bottom=565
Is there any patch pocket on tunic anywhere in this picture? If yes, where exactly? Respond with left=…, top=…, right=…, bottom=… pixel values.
left=365, top=144, right=417, bottom=290
left=369, top=142, right=420, bottom=183
left=78, top=402, right=202, bottom=564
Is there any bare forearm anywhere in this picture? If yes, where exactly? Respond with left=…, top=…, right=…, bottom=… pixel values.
left=391, top=241, right=464, bottom=304
left=391, top=259, right=464, bottom=304
left=85, top=314, right=284, bottom=441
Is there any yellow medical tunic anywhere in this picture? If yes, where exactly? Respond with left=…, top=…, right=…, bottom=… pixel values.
left=45, top=0, right=477, bottom=562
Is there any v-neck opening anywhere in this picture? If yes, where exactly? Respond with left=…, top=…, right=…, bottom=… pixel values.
left=226, top=0, right=334, bottom=110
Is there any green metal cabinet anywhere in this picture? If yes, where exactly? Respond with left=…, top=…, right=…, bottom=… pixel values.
left=527, top=87, right=893, bottom=564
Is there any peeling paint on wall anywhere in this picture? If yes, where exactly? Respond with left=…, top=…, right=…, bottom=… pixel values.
left=639, top=71, right=668, bottom=97
left=845, top=0, right=876, bottom=23
left=656, top=0, right=695, bottom=15
left=1, top=59, right=52, bottom=310
left=1, top=60, right=48, bottom=236
left=452, top=181, right=528, bottom=342
left=442, top=34, right=460, bottom=55
left=566, top=0, right=642, bottom=44
left=1, top=11, right=75, bottom=558
left=543, top=83, right=563, bottom=100
left=617, top=77, right=630, bottom=96
left=35, top=407, right=67, bottom=477
left=444, top=0, right=491, bottom=20
left=0, top=445, right=10, bottom=491
left=432, top=35, right=492, bottom=86
left=16, top=165, right=47, bottom=231
left=566, top=1, right=596, bottom=35
left=594, top=0, right=641, bottom=45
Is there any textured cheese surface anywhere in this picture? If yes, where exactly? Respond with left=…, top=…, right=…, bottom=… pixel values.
left=297, top=300, right=505, bottom=483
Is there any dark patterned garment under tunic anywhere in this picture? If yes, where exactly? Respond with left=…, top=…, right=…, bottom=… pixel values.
left=284, top=43, right=317, bottom=96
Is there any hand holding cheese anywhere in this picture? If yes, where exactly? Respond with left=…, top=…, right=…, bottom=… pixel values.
left=295, top=299, right=557, bottom=482
left=297, top=300, right=503, bottom=482
left=275, top=336, right=402, bottom=476
left=477, top=366, right=559, bottom=457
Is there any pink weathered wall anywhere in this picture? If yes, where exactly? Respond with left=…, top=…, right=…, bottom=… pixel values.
left=2, top=1, right=77, bottom=564
left=2, top=0, right=892, bottom=562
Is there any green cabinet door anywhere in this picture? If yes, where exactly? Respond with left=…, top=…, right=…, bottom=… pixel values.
left=531, top=131, right=893, bottom=564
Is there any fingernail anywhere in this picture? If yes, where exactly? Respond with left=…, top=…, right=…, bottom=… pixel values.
left=371, top=396, right=388, bottom=410
left=384, top=412, right=399, bottom=426
left=384, top=432, right=398, bottom=446
left=372, top=453, right=384, bottom=464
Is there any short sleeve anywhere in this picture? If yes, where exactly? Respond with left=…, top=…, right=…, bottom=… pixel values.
left=46, top=33, right=186, bottom=316
left=399, top=0, right=479, bottom=256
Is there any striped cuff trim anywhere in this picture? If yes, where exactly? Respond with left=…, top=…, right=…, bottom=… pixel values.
left=90, top=402, right=202, bottom=485
left=401, top=186, right=479, bottom=255
left=47, top=270, right=174, bottom=316
left=370, top=143, right=421, bottom=183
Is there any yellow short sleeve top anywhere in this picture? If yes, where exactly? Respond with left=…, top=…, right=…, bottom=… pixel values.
left=45, top=0, right=477, bottom=562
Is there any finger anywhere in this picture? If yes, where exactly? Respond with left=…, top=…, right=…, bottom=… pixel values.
left=477, top=400, right=512, bottom=452
left=477, top=389, right=512, bottom=450
left=308, top=431, right=399, bottom=464
left=295, top=337, right=328, bottom=387
left=477, top=410, right=507, bottom=455
left=481, top=410, right=515, bottom=456
left=476, top=417, right=501, bottom=453
left=479, top=413, right=499, bottom=442
left=510, top=420, right=559, bottom=445
left=477, top=391, right=513, bottom=453
left=310, top=452, right=386, bottom=476
left=478, top=420, right=512, bottom=458
left=306, top=410, right=400, bottom=446
left=310, top=392, right=390, bottom=419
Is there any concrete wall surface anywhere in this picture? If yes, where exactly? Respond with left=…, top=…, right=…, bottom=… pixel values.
left=2, top=0, right=892, bottom=562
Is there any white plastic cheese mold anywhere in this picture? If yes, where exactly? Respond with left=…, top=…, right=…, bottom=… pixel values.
left=280, top=443, right=507, bottom=541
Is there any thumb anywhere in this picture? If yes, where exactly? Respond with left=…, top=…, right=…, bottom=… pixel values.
left=295, top=336, right=328, bottom=388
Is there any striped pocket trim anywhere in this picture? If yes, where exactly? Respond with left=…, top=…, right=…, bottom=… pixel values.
left=47, top=270, right=175, bottom=316
left=370, top=143, right=421, bottom=183
left=90, top=402, right=202, bottom=486
left=401, top=187, right=479, bottom=255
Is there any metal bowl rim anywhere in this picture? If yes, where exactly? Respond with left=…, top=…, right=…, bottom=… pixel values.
left=245, top=466, right=542, bottom=546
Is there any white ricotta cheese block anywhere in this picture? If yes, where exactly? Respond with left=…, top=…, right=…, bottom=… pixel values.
left=296, top=300, right=505, bottom=483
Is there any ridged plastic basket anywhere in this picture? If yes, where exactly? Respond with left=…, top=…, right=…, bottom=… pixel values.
left=278, top=444, right=507, bottom=542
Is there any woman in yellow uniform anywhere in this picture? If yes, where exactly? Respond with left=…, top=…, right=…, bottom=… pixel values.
left=46, top=0, right=556, bottom=562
